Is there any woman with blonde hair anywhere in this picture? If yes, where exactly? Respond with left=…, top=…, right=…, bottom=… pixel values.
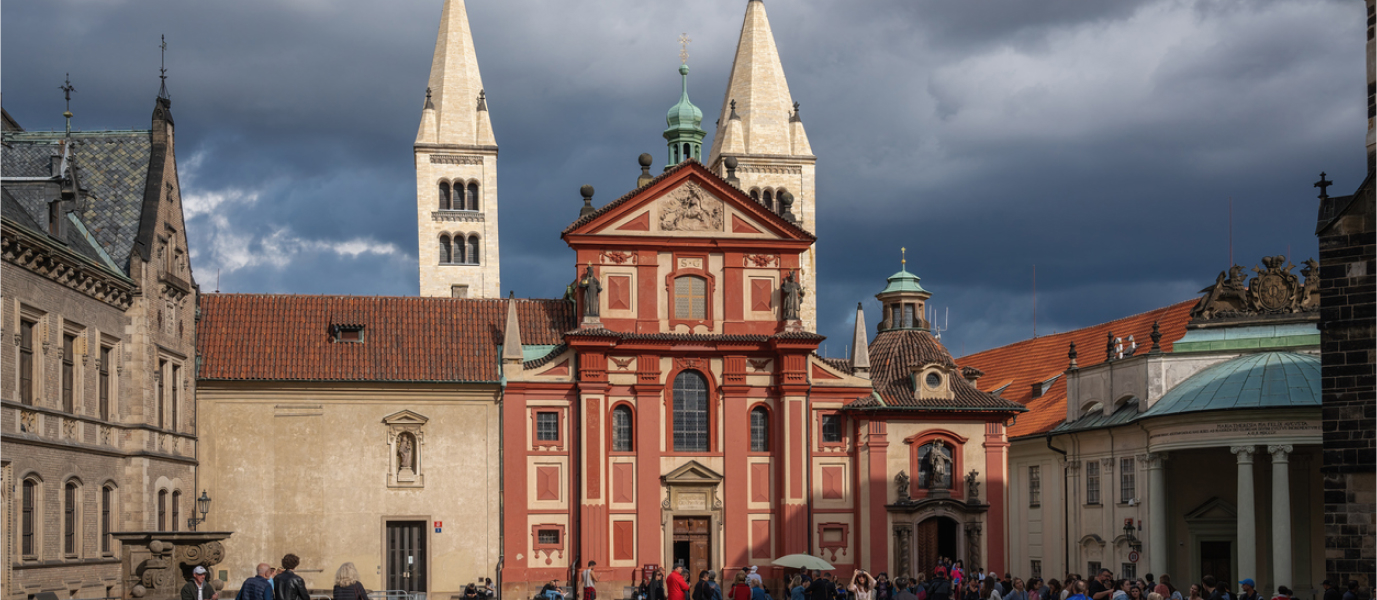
left=332, top=563, right=369, bottom=600
left=791, top=576, right=807, bottom=600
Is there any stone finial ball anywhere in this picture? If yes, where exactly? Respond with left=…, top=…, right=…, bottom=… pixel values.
left=638, top=153, right=654, bottom=167
left=779, top=191, right=794, bottom=204
left=580, top=185, right=595, bottom=199
left=724, top=156, right=738, bottom=170
left=131, top=585, right=147, bottom=598
left=149, top=540, right=166, bottom=553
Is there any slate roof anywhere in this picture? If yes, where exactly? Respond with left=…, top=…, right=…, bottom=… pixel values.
left=2, top=184, right=128, bottom=279
left=957, top=299, right=1196, bottom=438
left=198, top=294, right=576, bottom=382
left=865, top=328, right=1026, bottom=411
left=3, top=130, right=153, bottom=270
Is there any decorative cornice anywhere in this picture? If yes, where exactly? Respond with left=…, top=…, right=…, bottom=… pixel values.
left=428, top=154, right=485, bottom=166
left=431, top=211, right=486, bottom=223
left=2, top=222, right=134, bottom=310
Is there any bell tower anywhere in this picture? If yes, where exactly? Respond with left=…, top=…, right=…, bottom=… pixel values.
left=707, top=0, right=817, bottom=329
left=414, top=0, right=500, bottom=298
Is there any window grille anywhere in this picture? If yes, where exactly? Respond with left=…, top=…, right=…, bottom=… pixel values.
left=750, top=408, right=769, bottom=452
left=1088, top=562, right=1101, bottom=578
left=1086, top=461, right=1101, bottom=505
left=612, top=406, right=633, bottom=452
left=1120, top=457, right=1135, bottom=503
left=101, top=487, right=112, bottom=554
left=673, top=371, right=709, bottom=452
left=535, top=412, right=559, bottom=442
left=1029, top=465, right=1042, bottom=506
left=1121, top=563, right=1136, bottom=580
left=537, top=529, right=560, bottom=545
left=22, top=480, right=35, bottom=555
left=674, top=276, right=707, bottom=320
left=157, top=490, right=167, bottom=531
left=821, top=414, right=842, bottom=443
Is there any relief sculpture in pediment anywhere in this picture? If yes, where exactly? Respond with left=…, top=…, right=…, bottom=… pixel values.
left=658, top=183, right=723, bottom=232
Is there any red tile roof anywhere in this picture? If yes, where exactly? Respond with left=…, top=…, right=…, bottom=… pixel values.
left=198, top=294, right=575, bottom=382
left=956, top=299, right=1196, bottom=438
left=865, top=328, right=1027, bottom=412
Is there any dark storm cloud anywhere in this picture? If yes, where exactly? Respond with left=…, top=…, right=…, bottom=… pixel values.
left=2, top=0, right=1367, bottom=356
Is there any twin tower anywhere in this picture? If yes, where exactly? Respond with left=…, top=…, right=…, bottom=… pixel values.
left=414, top=0, right=819, bottom=327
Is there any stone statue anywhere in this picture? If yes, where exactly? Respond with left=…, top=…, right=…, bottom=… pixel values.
left=781, top=270, right=804, bottom=321
left=1300, top=258, right=1320, bottom=311
left=964, top=521, right=983, bottom=573
left=398, top=434, right=413, bottom=470
left=895, top=470, right=911, bottom=502
left=579, top=265, right=602, bottom=318
left=965, top=469, right=980, bottom=502
left=925, top=440, right=952, bottom=489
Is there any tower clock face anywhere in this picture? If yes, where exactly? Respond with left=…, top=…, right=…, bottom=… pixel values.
left=925, top=372, right=942, bottom=389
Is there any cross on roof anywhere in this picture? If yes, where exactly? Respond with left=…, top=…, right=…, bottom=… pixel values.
left=1314, top=172, right=1332, bottom=200
left=158, top=34, right=170, bottom=100
left=679, top=33, right=691, bottom=64
left=901, top=246, right=907, bottom=266
left=60, top=74, right=76, bottom=111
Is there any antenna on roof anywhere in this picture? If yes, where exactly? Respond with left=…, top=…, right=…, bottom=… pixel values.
left=1032, top=264, right=1037, bottom=338
left=1228, top=196, right=1233, bottom=267
left=216, top=268, right=220, bottom=293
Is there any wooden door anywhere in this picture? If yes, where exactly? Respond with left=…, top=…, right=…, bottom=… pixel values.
left=916, top=520, right=939, bottom=578
left=386, top=521, right=427, bottom=593
left=674, top=517, right=712, bottom=577
left=1200, top=541, right=1232, bottom=588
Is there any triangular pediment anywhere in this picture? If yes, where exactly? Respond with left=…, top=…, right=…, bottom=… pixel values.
left=1185, top=496, right=1237, bottom=522
left=563, top=161, right=814, bottom=243
left=662, top=459, right=724, bottom=484
left=381, top=410, right=430, bottom=426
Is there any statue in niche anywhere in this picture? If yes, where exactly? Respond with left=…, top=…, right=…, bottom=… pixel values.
left=781, top=270, right=804, bottom=321
left=924, top=440, right=952, bottom=489
left=579, top=265, right=602, bottom=318
left=397, top=434, right=414, bottom=471
left=965, top=469, right=981, bottom=503
left=895, top=470, right=911, bottom=502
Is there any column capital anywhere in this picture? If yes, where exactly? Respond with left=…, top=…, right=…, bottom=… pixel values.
left=1144, top=453, right=1167, bottom=468
left=1267, top=445, right=1293, bottom=461
left=1230, top=445, right=1256, bottom=461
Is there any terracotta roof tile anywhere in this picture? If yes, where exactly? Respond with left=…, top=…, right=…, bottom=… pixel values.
left=198, top=294, right=575, bottom=382
left=956, top=299, right=1196, bottom=438
left=867, top=329, right=1025, bottom=411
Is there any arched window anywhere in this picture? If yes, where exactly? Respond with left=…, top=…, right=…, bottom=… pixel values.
left=439, top=235, right=452, bottom=264
left=466, top=182, right=480, bottom=211
left=683, top=143, right=692, bottom=161
left=171, top=490, right=181, bottom=532
left=672, top=371, right=709, bottom=452
left=917, top=441, right=955, bottom=490
left=101, top=486, right=114, bottom=555
left=468, top=236, right=480, bottom=265
left=750, top=407, right=770, bottom=452
left=21, top=479, right=37, bottom=556
left=674, top=276, right=707, bottom=320
left=750, top=189, right=760, bottom=203
left=763, top=189, right=774, bottom=213
left=64, top=482, right=78, bottom=555
left=157, top=490, right=167, bottom=531
left=438, top=181, right=451, bottom=211
left=611, top=405, right=633, bottom=452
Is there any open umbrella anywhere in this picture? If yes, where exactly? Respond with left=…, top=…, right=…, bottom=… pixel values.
left=772, top=554, right=835, bottom=571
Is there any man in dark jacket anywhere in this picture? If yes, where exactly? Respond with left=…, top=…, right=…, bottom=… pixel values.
left=928, top=569, right=952, bottom=600
left=1322, top=581, right=1341, bottom=600
left=237, top=564, right=275, bottom=600
left=182, top=566, right=218, bottom=600
left=894, top=579, right=918, bottom=600
left=274, top=555, right=310, bottom=600
left=808, top=574, right=836, bottom=600
left=1202, top=576, right=1231, bottom=600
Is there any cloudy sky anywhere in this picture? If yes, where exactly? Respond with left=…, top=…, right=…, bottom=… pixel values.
left=3, top=0, right=1368, bottom=356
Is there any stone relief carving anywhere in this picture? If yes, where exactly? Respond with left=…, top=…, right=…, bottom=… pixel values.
left=20, top=410, right=36, bottom=433
left=678, top=257, right=704, bottom=270
left=964, top=521, right=983, bottom=573
left=1192, top=255, right=1319, bottom=320
left=63, top=418, right=77, bottom=439
left=745, top=254, right=777, bottom=267
left=602, top=251, right=635, bottom=265
left=658, top=183, right=723, bottom=232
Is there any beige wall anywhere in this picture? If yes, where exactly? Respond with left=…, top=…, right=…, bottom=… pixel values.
left=198, top=382, right=501, bottom=597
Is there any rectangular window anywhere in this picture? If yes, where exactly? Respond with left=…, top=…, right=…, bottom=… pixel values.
left=820, top=414, right=842, bottom=443
left=535, top=412, right=559, bottom=442
left=62, top=333, right=75, bottom=412
left=171, top=491, right=181, bottom=532
left=902, top=304, right=914, bottom=328
left=1031, top=560, right=1042, bottom=579
left=22, top=480, right=35, bottom=556
left=890, top=305, right=901, bottom=329
left=450, top=285, right=469, bottom=299
left=674, top=276, right=707, bottom=320
left=1088, top=562, right=1101, bottom=578
left=170, top=365, right=180, bottom=432
left=157, top=490, right=167, bottom=531
left=157, top=360, right=167, bottom=428
left=1029, top=465, right=1042, bottom=506
left=1121, top=563, right=1136, bottom=580
left=99, top=346, right=111, bottom=420
left=1120, top=457, right=1136, bottom=503
left=101, top=488, right=112, bottom=554
left=537, top=529, right=560, bottom=545
left=19, top=319, right=35, bottom=405
left=64, top=484, right=76, bottom=555
left=1086, top=461, right=1101, bottom=505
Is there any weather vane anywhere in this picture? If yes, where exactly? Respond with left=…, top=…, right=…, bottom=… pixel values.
left=679, top=33, right=691, bottom=64
left=158, top=34, right=170, bottom=100
left=60, top=74, right=76, bottom=134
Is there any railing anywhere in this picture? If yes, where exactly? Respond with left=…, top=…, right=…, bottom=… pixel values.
left=369, top=590, right=423, bottom=600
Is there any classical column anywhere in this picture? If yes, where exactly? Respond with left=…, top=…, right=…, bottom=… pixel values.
left=1231, top=446, right=1257, bottom=581
left=1147, top=453, right=1168, bottom=575
left=1269, top=445, right=1293, bottom=590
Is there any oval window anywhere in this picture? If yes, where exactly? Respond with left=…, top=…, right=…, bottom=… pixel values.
left=925, top=372, right=942, bottom=389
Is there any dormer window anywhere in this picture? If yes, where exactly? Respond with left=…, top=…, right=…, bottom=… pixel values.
left=333, top=325, right=365, bottom=343
left=925, top=372, right=942, bottom=389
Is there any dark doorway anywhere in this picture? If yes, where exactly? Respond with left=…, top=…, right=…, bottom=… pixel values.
left=1200, top=541, right=1232, bottom=588
left=915, top=517, right=959, bottom=578
left=673, top=517, right=711, bottom=577
left=386, top=521, right=427, bottom=593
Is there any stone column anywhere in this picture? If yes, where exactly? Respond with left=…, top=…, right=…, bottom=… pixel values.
left=1269, top=445, right=1293, bottom=590
left=1231, top=446, right=1257, bottom=581
left=1147, top=453, right=1168, bottom=575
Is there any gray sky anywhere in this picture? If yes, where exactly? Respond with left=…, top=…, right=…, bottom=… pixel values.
left=2, top=0, right=1368, bottom=356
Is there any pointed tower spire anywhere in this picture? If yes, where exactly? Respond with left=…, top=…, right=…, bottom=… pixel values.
left=850, top=302, right=871, bottom=379
left=503, top=292, right=524, bottom=364
left=423, top=0, right=492, bottom=146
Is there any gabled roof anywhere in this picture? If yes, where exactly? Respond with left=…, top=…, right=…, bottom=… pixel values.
left=198, top=294, right=576, bottom=382
left=561, top=158, right=815, bottom=242
left=957, top=299, right=1196, bottom=438
left=866, top=328, right=1026, bottom=412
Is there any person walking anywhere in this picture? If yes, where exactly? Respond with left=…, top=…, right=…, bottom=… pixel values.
left=1343, top=582, right=1360, bottom=600
left=274, top=555, right=309, bottom=600
left=668, top=566, right=692, bottom=600
left=1236, top=580, right=1259, bottom=600
left=582, top=561, right=599, bottom=600
left=183, top=566, right=218, bottom=600
left=1270, top=587, right=1293, bottom=600
left=239, top=564, right=275, bottom=600
left=331, top=563, right=368, bottom=600
left=808, top=573, right=835, bottom=600
left=732, top=572, right=756, bottom=600
left=1322, top=582, right=1342, bottom=600
left=791, top=576, right=808, bottom=600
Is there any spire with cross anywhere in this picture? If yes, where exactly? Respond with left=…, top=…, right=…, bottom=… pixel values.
left=1314, top=172, right=1332, bottom=200
left=158, top=34, right=170, bottom=101
left=60, top=74, right=76, bottom=135
left=679, top=33, right=691, bottom=64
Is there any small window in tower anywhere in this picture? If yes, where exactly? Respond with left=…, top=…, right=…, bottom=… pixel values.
left=890, top=305, right=901, bottom=329
left=466, top=182, right=479, bottom=211
left=763, top=189, right=774, bottom=213
left=902, top=304, right=915, bottom=328
left=439, top=235, right=452, bottom=264
left=468, top=235, right=480, bottom=265
left=456, top=236, right=467, bottom=264
left=438, top=181, right=451, bottom=211
left=451, top=285, right=469, bottom=299
left=683, top=143, right=691, bottom=162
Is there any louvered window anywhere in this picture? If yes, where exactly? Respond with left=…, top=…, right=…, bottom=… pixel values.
left=438, top=182, right=451, bottom=210
left=674, top=276, right=706, bottom=320
left=439, top=235, right=452, bottom=264
left=672, top=371, right=709, bottom=452
left=467, top=236, right=480, bottom=265
left=466, top=182, right=480, bottom=211
left=99, top=346, right=111, bottom=420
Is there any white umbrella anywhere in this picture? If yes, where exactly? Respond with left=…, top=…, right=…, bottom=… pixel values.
left=772, top=554, right=835, bottom=571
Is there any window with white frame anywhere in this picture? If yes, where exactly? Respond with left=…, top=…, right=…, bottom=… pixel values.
left=1086, top=461, right=1101, bottom=505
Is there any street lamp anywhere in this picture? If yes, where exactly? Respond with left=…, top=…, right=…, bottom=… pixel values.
left=187, top=490, right=212, bottom=531
left=1123, top=518, right=1142, bottom=552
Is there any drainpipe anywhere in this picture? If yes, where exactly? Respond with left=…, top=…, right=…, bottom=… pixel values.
left=805, top=380, right=814, bottom=558
left=497, top=383, right=505, bottom=600
left=1045, top=434, right=1069, bottom=578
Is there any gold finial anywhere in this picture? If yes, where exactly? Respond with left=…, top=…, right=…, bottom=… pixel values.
left=901, top=247, right=906, bottom=266
left=678, top=33, right=692, bottom=64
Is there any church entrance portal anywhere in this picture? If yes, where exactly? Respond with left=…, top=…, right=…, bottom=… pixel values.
left=916, top=517, right=958, bottom=577
left=673, top=517, right=711, bottom=576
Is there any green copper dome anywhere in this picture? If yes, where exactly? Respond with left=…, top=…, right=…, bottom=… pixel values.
left=880, top=266, right=928, bottom=295
left=663, top=63, right=706, bottom=169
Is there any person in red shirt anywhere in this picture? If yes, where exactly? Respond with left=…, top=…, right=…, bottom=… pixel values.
left=669, top=566, right=692, bottom=600
left=730, top=571, right=754, bottom=600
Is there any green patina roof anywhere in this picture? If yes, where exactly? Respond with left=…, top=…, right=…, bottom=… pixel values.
left=664, top=64, right=704, bottom=140
left=1140, top=351, right=1319, bottom=418
left=879, top=266, right=928, bottom=295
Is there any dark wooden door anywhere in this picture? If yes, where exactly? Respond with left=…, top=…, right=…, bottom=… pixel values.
left=1200, top=541, right=1232, bottom=588
left=387, top=521, right=427, bottom=593
left=916, top=519, right=939, bottom=577
left=674, top=517, right=711, bottom=577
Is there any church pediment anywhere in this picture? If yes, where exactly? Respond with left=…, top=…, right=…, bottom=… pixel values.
left=381, top=410, right=430, bottom=426
left=1184, top=496, right=1237, bottom=522
left=661, top=459, right=724, bottom=485
left=563, top=160, right=814, bottom=244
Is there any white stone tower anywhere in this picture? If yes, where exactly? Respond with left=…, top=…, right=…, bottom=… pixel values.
left=708, top=0, right=817, bottom=329
left=415, top=0, right=500, bottom=298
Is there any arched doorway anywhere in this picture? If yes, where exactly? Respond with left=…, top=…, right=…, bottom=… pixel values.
left=916, top=516, right=959, bottom=577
